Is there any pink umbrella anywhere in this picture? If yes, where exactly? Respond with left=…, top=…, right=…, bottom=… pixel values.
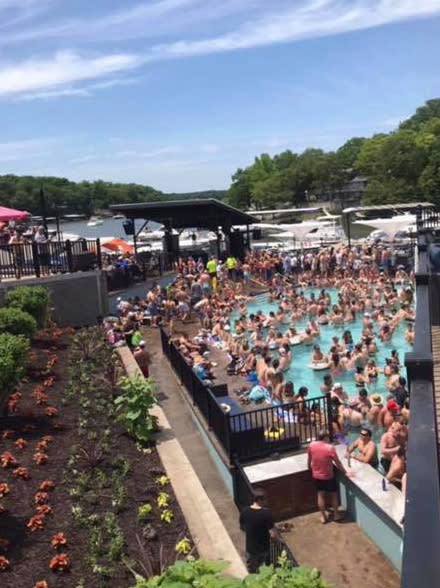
left=0, top=206, right=30, bottom=222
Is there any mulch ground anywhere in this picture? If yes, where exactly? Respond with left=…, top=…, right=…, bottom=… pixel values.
left=0, top=329, right=191, bottom=588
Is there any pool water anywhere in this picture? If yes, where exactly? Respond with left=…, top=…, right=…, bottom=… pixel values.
left=233, top=288, right=413, bottom=402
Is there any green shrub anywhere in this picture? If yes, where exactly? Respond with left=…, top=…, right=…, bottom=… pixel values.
left=5, top=285, right=49, bottom=327
left=129, top=557, right=332, bottom=588
left=0, top=333, right=30, bottom=401
left=115, top=375, right=159, bottom=444
left=0, top=307, right=37, bottom=339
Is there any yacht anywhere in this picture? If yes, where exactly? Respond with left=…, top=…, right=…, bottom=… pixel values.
left=87, top=216, right=104, bottom=227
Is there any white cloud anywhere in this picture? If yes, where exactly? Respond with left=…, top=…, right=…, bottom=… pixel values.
left=0, top=50, right=141, bottom=97
left=1, top=1, right=439, bottom=100
left=146, top=0, right=440, bottom=60
left=17, top=76, right=141, bottom=101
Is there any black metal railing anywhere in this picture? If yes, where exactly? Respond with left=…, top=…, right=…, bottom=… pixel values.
left=415, top=205, right=440, bottom=232
left=0, top=239, right=101, bottom=279
left=161, top=328, right=330, bottom=463
left=402, top=230, right=440, bottom=588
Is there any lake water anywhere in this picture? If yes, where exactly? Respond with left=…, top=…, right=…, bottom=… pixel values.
left=47, top=218, right=158, bottom=240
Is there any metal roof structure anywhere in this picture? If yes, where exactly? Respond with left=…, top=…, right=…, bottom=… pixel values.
left=110, top=199, right=257, bottom=230
left=343, top=202, right=434, bottom=214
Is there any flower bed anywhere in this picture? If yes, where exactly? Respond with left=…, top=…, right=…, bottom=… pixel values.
left=0, top=326, right=192, bottom=588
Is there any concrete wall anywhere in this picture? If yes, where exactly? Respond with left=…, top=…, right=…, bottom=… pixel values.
left=0, top=270, right=108, bottom=327
left=338, top=476, right=403, bottom=571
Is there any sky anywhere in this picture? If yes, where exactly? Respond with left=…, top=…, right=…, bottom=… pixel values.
left=1, top=0, right=440, bottom=192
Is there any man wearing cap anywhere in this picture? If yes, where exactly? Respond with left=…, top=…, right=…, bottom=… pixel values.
left=133, top=341, right=151, bottom=378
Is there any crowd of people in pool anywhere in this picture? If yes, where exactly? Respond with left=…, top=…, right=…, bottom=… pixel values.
left=104, top=243, right=414, bottom=489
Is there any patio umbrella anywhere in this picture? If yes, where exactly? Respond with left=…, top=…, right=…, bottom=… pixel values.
left=100, top=237, right=133, bottom=254
left=0, top=206, right=30, bottom=222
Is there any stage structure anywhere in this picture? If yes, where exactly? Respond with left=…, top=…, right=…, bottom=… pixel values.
left=110, top=199, right=257, bottom=263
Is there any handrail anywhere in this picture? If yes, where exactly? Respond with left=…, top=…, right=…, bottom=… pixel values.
left=402, top=229, right=440, bottom=588
left=160, top=327, right=330, bottom=463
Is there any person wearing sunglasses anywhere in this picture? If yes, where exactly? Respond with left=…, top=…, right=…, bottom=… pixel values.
left=346, top=428, right=378, bottom=469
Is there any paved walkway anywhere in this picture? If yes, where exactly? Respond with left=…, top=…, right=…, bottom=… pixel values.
left=144, top=326, right=246, bottom=558
left=282, top=512, right=400, bottom=588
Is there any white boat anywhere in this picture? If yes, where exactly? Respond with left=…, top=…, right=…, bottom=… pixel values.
left=113, top=214, right=124, bottom=219
left=87, top=216, right=104, bottom=227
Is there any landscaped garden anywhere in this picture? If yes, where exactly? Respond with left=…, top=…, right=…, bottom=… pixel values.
left=0, top=286, right=191, bottom=587
left=0, top=285, right=331, bottom=588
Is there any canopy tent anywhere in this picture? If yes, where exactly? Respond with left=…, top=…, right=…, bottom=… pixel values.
left=101, top=237, right=134, bottom=254
left=0, top=206, right=30, bottom=222
left=353, top=214, right=416, bottom=239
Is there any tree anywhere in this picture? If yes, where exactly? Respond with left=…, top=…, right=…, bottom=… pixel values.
left=400, top=98, right=440, bottom=131
left=226, top=169, right=252, bottom=209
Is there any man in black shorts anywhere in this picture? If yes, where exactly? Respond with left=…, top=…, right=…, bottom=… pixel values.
left=308, top=430, right=352, bottom=524
left=239, top=488, right=280, bottom=573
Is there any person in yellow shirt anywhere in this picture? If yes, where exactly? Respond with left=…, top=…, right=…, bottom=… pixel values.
left=226, top=255, right=236, bottom=280
left=206, top=256, right=217, bottom=284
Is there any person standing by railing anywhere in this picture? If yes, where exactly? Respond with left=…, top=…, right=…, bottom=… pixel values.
left=239, top=487, right=281, bottom=573
left=308, top=430, right=353, bottom=524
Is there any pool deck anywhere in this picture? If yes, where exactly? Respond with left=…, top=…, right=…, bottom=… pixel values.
left=281, top=511, right=400, bottom=588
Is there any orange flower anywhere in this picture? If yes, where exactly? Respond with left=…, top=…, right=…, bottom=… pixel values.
left=41, top=435, right=54, bottom=443
left=0, top=484, right=10, bottom=498
left=45, top=406, right=58, bottom=417
left=27, top=514, right=45, bottom=532
left=35, top=441, right=48, bottom=452
left=7, top=398, right=18, bottom=413
left=14, top=438, right=27, bottom=450
left=0, top=505, right=7, bottom=514
left=35, top=492, right=48, bottom=505
left=33, top=581, right=49, bottom=588
left=12, top=466, right=29, bottom=479
left=36, top=505, right=52, bottom=516
left=39, top=480, right=55, bottom=491
left=49, top=553, right=70, bottom=572
left=31, top=385, right=45, bottom=397
left=33, top=452, right=48, bottom=465
left=0, top=452, right=17, bottom=468
left=51, top=532, right=67, bottom=549
left=43, top=377, right=54, bottom=388
left=0, top=555, right=10, bottom=570
left=1, top=430, right=13, bottom=440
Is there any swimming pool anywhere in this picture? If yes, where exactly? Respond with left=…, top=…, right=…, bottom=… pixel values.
left=233, top=287, right=413, bottom=401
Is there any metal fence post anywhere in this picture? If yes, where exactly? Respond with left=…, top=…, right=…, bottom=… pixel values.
left=325, top=392, right=333, bottom=441
left=96, top=238, right=102, bottom=269
left=65, top=240, right=73, bottom=272
left=31, top=242, right=41, bottom=278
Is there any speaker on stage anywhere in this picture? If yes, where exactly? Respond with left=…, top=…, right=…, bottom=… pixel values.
left=123, top=219, right=134, bottom=235
left=229, top=230, right=245, bottom=260
left=163, top=233, right=179, bottom=260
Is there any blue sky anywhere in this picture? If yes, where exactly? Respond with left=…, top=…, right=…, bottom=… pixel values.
left=1, top=0, right=440, bottom=192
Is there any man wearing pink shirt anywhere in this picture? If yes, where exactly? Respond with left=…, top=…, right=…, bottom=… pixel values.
left=308, top=430, right=350, bottom=524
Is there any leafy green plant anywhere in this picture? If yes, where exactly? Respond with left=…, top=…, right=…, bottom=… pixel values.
left=138, top=503, right=153, bottom=521
left=156, top=476, right=170, bottom=487
left=160, top=509, right=174, bottom=524
left=175, top=537, right=192, bottom=555
left=157, top=492, right=170, bottom=509
left=129, top=557, right=333, bottom=588
left=0, top=307, right=37, bottom=339
left=5, top=285, right=49, bottom=327
left=0, top=333, right=30, bottom=402
left=115, top=375, right=159, bottom=443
